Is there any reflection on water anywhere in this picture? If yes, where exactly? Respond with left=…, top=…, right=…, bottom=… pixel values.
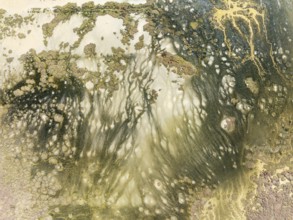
left=0, top=0, right=292, bottom=219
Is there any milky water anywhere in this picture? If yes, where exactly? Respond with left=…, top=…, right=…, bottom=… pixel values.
left=0, top=0, right=292, bottom=219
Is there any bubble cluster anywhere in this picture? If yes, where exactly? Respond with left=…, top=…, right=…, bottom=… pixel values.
left=0, top=0, right=292, bottom=219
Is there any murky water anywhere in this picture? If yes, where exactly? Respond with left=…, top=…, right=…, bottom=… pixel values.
left=0, top=0, right=292, bottom=219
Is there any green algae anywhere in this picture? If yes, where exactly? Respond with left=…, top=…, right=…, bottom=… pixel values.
left=0, top=0, right=293, bottom=219
left=0, top=10, right=34, bottom=39
left=42, top=2, right=155, bottom=49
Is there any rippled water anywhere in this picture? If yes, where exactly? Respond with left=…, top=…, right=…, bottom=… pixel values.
left=0, top=0, right=292, bottom=219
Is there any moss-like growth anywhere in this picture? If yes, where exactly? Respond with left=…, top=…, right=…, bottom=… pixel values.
left=0, top=12, right=34, bottom=39
left=134, top=35, right=145, bottom=50
left=83, top=43, right=97, bottom=57
left=42, top=2, right=156, bottom=49
left=42, top=3, right=79, bottom=45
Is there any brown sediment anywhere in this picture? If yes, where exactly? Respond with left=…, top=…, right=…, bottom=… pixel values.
left=156, top=51, right=198, bottom=76
left=0, top=0, right=293, bottom=219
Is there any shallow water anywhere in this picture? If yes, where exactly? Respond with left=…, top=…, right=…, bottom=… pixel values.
left=0, top=0, right=292, bottom=219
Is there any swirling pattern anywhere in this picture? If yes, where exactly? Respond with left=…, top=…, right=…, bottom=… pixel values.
left=0, top=0, right=292, bottom=219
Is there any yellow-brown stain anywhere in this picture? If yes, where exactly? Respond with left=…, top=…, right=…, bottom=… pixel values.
left=211, top=0, right=270, bottom=77
left=157, top=51, right=198, bottom=76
